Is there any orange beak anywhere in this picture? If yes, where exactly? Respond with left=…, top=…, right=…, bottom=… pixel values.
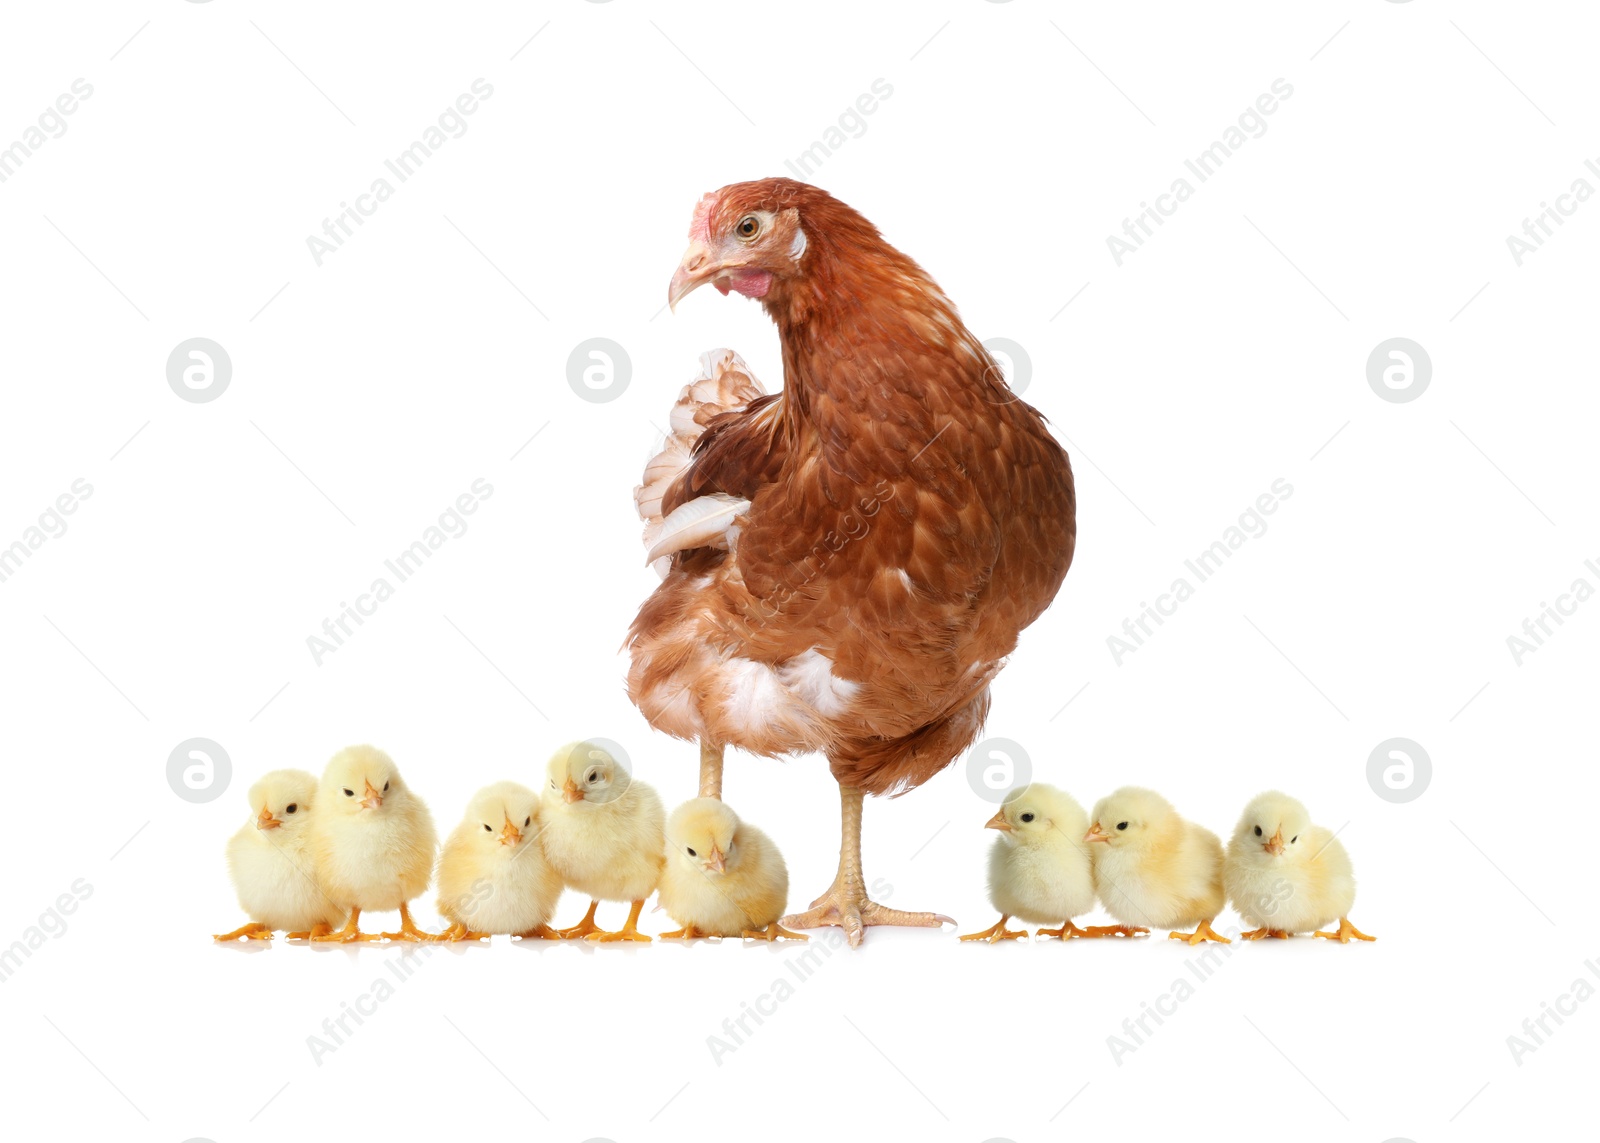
left=1085, top=823, right=1109, bottom=843
left=1264, top=828, right=1285, bottom=856
left=562, top=776, right=583, bottom=804
left=256, top=805, right=282, bottom=830
left=706, top=845, right=726, bottom=874
left=499, top=814, right=522, bottom=847
left=985, top=808, right=1012, bottom=832
left=360, top=780, right=383, bottom=810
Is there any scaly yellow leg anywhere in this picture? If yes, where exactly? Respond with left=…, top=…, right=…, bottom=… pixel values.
left=558, top=900, right=607, bottom=939
left=213, top=922, right=272, bottom=942
left=1314, top=917, right=1376, bottom=943
left=312, top=908, right=381, bottom=942
left=742, top=922, right=809, bottom=942
left=1168, top=918, right=1231, bottom=945
left=959, top=915, right=1027, bottom=943
left=588, top=899, right=651, bottom=943
left=381, top=902, right=436, bottom=942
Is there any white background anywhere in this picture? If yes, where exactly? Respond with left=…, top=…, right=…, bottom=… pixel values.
left=1, top=2, right=1595, bottom=1140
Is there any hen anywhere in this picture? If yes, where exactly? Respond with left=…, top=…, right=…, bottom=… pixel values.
left=628, top=178, right=1076, bottom=945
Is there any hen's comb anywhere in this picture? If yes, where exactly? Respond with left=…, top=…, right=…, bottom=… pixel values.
left=689, top=191, right=719, bottom=243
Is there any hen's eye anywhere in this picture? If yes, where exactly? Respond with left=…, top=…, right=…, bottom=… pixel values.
left=343, top=788, right=354, bottom=797
left=736, top=215, right=760, bottom=239
left=1254, top=826, right=1262, bottom=837
left=1020, top=813, right=1035, bottom=823
left=286, top=804, right=297, bottom=814
left=1116, top=821, right=1128, bottom=831
left=687, top=847, right=697, bottom=857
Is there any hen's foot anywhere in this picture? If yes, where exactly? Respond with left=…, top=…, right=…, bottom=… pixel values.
left=434, top=921, right=490, bottom=942
left=1241, top=927, right=1291, bottom=941
left=380, top=903, right=436, bottom=942
left=587, top=900, right=651, bottom=943
left=1080, top=924, right=1148, bottom=938
left=960, top=916, right=1027, bottom=943
left=783, top=882, right=954, bottom=949
left=513, top=924, right=562, bottom=941
left=1168, top=918, right=1231, bottom=945
left=743, top=922, right=809, bottom=942
left=1314, top=917, right=1375, bottom=944
left=213, top=922, right=272, bottom=942
left=1036, top=919, right=1095, bottom=940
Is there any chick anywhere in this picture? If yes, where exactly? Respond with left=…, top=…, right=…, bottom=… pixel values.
left=1086, top=786, right=1230, bottom=944
left=960, top=784, right=1098, bottom=943
left=308, top=745, right=438, bottom=942
left=1224, top=791, right=1375, bottom=943
left=539, top=741, right=665, bottom=942
left=214, top=769, right=345, bottom=941
left=435, top=781, right=564, bottom=941
left=658, top=798, right=806, bottom=941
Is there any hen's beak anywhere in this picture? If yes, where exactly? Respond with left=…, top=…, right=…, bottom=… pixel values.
left=1085, top=823, right=1109, bottom=843
left=706, top=845, right=726, bottom=874
left=1264, top=828, right=1285, bottom=856
left=256, top=805, right=282, bottom=830
left=563, top=776, right=583, bottom=804
left=985, top=809, right=1012, bottom=832
left=499, top=814, right=523, bottom=847
left=668, top=240, right=732, bottom=312
left=360, top=780, right=383, bottom=810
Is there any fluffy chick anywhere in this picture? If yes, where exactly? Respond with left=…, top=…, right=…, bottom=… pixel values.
left=308, top=745, right=438, bottom=942
left=435, top=781, right=565, bottom=942
left=215, top=769, right=345, bottom=941
left=1224, top=791, right=1375, bottom=942
left=1087, top=786, right=1230, bottom=944
left=539, top=741, right=665, bottom=942
left=960, top=784, right=1101, bottom=943
left=658, top=798, right=805, bottom=941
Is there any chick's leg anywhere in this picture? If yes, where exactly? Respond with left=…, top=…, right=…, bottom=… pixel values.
left=1241, top=927, right=1290, bottom=940
left=435, top=921, right=490, bottom=942
left=285, top=922, right=335, bottom=941
left=1080, top=924, right=1149, bottom=938
left=742, top=922, right=808, bottom=942
left=311, top=908, right=381, bottom=942
left=1036, top=919, right=1095, bottom=940
left=659, top=923, right=708, bottom=940
left=699, top=740, right=724, bottom=800
left=1314, top=917, right=1376, bottom=943
left=588, top=899, right=651, bottom=943
left=514, top=924, right=562, bottom=941
left=558, top=900, right=608, bottom=939
left=960, top=916, right=1027, bottom=943
left=381, top=902, right=436, bottom=942
left=781, top=784, right=955, bottom=948
left=213, top=922, right=272, bottom=942
left=1168, top=918, right=1231, bottom=945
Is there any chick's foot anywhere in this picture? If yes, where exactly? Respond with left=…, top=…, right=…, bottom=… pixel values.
left=380, top=903, right=436, bottom=942
left=1168, top=918, right=1231, bottom=945
left=1241, top=927, right=1290, bottom=941
left=587, top=900, right=651, bottom=943
left=1080, top=924, right=1148, bottom=938
left=743, top=922, right=808, bottom=942
left=1035, top=919, right=1096, bottom=940
left=434, top=921, right=490, bottom=942
left=285, top=923, right=334, bottom=941
left=659, top=923, right=710, bottom=940
left=513, top=924, right=562, bottom=941
left=558, top=901, right=608, bottom=939
left=960, top=916, right=1027, bottom=943
left=311, top=910, right=382, bottom=943
left=1314, top=917, right=1375, bottom=944
left=213, top=922, right=272, bottom=942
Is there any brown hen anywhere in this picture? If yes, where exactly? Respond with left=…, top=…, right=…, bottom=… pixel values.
left=628, top=179, right=1076, bottom=945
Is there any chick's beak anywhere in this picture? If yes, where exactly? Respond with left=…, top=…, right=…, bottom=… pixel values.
left=668, top=240, right=730, bottom=312
left=985, top=809, right=1012, bottom=832
left=1085, top=823, right=1109, bottom=843
left=706, top=845, right=726, bottom=874
left=499, top=815, right=522, bottom=847
left=256, top=805, right=282, bottom=830
left=562, top=776, right=583, bottom=804
left=1264, top=828, right=1285, bottom=856
left=360, top=780, right=383, bottom=810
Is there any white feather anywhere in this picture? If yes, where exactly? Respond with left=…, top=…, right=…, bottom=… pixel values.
left=644, top=493, right=751, bottom=565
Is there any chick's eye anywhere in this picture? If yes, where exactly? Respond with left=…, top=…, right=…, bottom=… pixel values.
left=286, top=804, right=297, bottom=814
left=383, top=781, right=390, bottom=792
left=686, top=847, right=696, bottom=857
left=484, top=824, right=492, bottom=832
left=1116, top=821, right=1128, bottom=831
left=736, top=215, right=760, bottom=239
left=587, top=771, right=600, bottom=784
left=524, top=816, right=531, bottom=827
left=1291, top=835, right=1298, bottom=844
left=343, top=788, right=354, bottom=797
left=1254, top=826, right=1262, bottom=837
left=1020, top=813, right=1035, bottom=823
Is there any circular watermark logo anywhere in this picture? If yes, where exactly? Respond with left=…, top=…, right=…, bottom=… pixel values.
left=982, top=337, right=1031, bottom=396
left=964, top=737, right=1031, bottom=803
left=1367, top=737, right=1431, bottom=803
left=558, top=737, right=634, bottom=798
left=167, top=737, right=231, bottom=804
left=1366, top=337, right=1430, bottom=404
left=567, top=337, right=630, bottom=403
left=167, top=338, right=232, bottom=403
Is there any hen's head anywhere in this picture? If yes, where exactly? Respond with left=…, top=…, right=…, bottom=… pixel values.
left=667, top=178, right=883, bottom=316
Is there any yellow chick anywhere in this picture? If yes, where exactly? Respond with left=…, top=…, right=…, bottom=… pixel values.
left=308, top=745, right=438, bottom=942
left=539, top=741, right=665, bottom=942
left=435, top=781, right=563, bottom=942
left=960, top=784, right=1101, bottom=943
left=1086, top=786, right=1230, bottom=944
left=214, top=769, right=345, bottom=941
left=1224, top=791, right=1375, bottom=943
left=658, top=798, right=806, bottom=941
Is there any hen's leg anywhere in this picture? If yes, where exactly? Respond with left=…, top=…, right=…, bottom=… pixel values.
left=781, top=784, right=955, bottom=948
left=1314, top=917, right=1375, bottom=943
left=213, top=922, right=272, bottom=942
left=699, top=740, right=723, bottom=799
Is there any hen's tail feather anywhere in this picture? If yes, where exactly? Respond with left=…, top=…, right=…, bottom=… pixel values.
left=636, top=349, right=766, bottom=577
